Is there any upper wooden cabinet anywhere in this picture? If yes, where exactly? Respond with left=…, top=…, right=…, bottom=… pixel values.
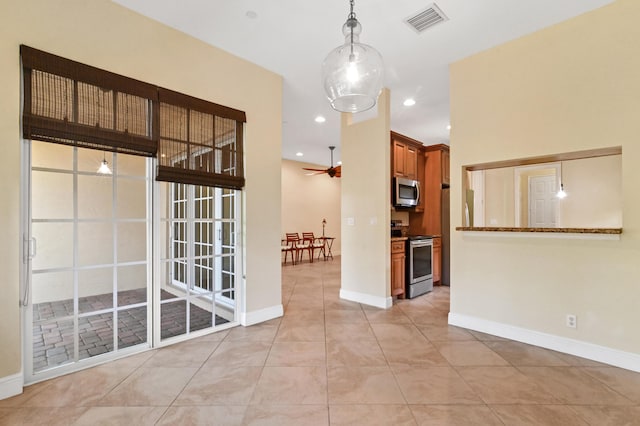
left=441, top=149, right=450, bottom=185
left=391, top=131, right=422, bottom=181
left=419, top=144, right=450, bottom=235
left=424, top=144, right=450, bottom=188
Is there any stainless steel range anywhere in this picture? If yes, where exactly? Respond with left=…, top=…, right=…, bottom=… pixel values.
left=406, top=236, right=434, bottom=299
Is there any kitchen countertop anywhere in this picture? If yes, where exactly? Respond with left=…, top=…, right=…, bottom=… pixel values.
left=455, top=227, right=622, bottom=234
left=391, top=236, right=408, bottom=242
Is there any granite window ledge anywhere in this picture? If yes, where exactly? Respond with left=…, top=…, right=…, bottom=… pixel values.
left=456, top=227, right=622, bottom=240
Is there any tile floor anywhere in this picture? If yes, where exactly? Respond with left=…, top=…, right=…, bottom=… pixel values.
left=2, top=258, right=640, bottom=425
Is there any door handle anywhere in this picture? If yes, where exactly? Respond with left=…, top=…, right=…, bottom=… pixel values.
left=21, top=236, right=35, bottom=307
left=29, top=237, right=37, bottom=259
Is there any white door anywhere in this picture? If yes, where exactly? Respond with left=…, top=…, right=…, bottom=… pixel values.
left=528, top=175, right=558, bottom=227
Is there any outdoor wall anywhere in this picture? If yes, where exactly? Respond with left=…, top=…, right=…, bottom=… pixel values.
left=0, top=0, right=282, bottom=391
left=340, top=89, right=391, bottom=308
left=30, top=143, right=147, bottom=304
left=281, top=159, right=341, bottom=257
left=450, top=0, right=640, bottom=370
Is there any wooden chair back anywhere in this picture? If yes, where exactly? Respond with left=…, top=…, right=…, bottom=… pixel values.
left=286, top=232, right=300, bottom=244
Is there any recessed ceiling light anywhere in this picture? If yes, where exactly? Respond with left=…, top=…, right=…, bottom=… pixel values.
left=245, top=10, right=258, bottom=19
left=296, top=152, right=304, bottom=157
left=447, top=124, right=452, bottom=130
left=315, top=116, right=326, bottom=123
left=403, top=98, right=416, bottom=107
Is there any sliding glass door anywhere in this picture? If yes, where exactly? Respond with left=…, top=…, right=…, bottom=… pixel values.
left=24, top=140, right=240, bottom=382
left=24, top=141, right=151, bottom=381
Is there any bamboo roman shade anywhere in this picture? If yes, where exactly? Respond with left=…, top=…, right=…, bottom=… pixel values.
left=21, top=45, right=158, bottom=156
left=157, top=88, right=246, bottom=189
left=21, top=45, right=246, bottom=189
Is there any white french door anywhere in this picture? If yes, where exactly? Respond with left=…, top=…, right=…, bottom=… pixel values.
left=156, top=181, right=239, bottom=343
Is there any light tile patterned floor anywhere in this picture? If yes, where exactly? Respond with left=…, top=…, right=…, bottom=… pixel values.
left=2, top=258, right=640, bottom=425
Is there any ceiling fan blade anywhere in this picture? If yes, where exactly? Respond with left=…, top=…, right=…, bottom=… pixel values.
left=305, top=171, right=326, bottom=176
left=302, top=167, right=328, bottom=172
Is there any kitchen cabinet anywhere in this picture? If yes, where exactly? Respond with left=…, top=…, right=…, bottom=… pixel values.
left=391, top=131, right=425, bottom=212
left=441, top=149, right=450, bottom=185
left=391, top=240, right=406, bottom=298
left=391, top=131, right=422, bottom=181
left=432, top=236, right=442, bottom=284
left=422, top=144, right=449, bottom=234
left=409, top=143, right=450, bottom=285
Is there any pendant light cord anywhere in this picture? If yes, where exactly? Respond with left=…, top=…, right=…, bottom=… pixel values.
left=349, top=0, right=356, bottom=58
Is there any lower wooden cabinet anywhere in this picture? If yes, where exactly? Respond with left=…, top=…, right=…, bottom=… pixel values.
left=433, top=236, right=442, bottom=284
left=391, top=240, right=406, bottom=298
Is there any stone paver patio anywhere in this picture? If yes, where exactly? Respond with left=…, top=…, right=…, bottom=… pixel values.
left=32, top=289, right=228, bottom=372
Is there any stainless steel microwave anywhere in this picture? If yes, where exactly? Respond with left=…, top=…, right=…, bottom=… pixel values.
left=394, top=177, right=420, bottom=208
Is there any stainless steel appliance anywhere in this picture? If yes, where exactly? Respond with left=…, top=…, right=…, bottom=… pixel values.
left=394, top=177, right=420, bottom=208
left=406, top=236, right=433, bottom=298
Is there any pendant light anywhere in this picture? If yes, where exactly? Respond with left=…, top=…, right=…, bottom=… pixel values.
left=321, top=0, right=384, bottom=113
left=556, top=162, right=567, bottom=199
left=97, top=152, right=112, bottom=175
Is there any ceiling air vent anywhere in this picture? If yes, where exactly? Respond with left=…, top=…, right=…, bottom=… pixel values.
left=405, top=3, right=448, bottom=33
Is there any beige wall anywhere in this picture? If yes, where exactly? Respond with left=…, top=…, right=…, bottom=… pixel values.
left=560, top=155, right=622, bottom=228
left=340, top=89, right=391, bottom=306
left=0, top=0, right=282, bottom=381
left=450, top=0, right=640, bottom=361
left=483, top=167, right=515, bottom=227
left=281, top=159, right=341, bottom=256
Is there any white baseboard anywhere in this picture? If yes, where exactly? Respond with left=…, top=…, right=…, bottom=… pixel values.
left=240, top=304, right=283, bottom=326
left=449, top=312, right=640, bottom=373
left=0, top=372, right=23, bottom=400
left=340, top=289, right=392, bottom=309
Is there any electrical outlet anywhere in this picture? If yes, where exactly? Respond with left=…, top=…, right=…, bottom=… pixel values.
left=566, top=314, right=577, bottom=329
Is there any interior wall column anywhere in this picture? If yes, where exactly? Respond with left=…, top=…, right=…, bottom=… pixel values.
left=339, top=88, right=392, bottom=308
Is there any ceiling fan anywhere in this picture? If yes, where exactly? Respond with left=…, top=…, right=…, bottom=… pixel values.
left=303, top=146, right=341, bottom=178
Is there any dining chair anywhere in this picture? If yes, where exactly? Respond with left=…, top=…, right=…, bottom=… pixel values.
left=300, top=232, right=324, bottom=263
left=282, top=233, right=301, bottom=265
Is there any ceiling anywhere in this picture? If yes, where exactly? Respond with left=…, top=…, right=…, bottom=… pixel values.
left=113, top=0, right=613, bottom=167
